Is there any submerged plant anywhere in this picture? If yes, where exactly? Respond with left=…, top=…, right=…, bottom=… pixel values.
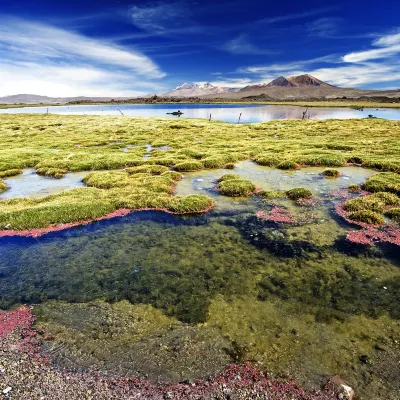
left=286, top=188, right=312, bottom=200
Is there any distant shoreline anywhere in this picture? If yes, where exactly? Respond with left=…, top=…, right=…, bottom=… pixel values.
left=1, top=97, right=400, bottom=109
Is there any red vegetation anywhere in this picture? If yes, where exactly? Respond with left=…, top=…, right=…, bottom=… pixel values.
left=335, top=200, right=400, bottom=247
left=0, top=307, right=339, bottom=399
left=257, top=206, right=295, bottom=223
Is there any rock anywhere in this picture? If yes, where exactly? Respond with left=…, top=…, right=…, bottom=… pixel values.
left=164, top=391, right=173, bottom=399
left=329, top=376, right=356, bottom=400
left=2, top=387, right=12, bottom=395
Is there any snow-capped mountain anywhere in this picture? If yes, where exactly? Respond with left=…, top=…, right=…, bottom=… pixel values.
left=163, top=82, right=237, bottom=97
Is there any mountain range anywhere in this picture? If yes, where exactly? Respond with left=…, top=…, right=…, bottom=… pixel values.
left=1, top=74, right=400, bottom=104
left=163, top=74, right=335, bottom=97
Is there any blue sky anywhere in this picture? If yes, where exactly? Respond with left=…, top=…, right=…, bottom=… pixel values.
left=1, top=0, right=400, bottom=97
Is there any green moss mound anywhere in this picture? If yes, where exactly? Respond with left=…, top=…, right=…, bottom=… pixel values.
left=258, top=190, right=286, bottom=199
left=252, top=154, right=278, bottom=166
left=348, top=184, right=360, bottom=193
left=277, top=160, right=298, bottom=170
left=36, top=167, right=68, bottom=179
left=224, top=163, right=235, bottom=169
left=322, top=169, right=340, bottom=178
left=344, top=196, right=384, bottom=213
left=0, top=169, right=22, bottom=178
left=385, top=208, right=400, bottom=222
left=348, top=210, right=384, bottom=225
left=168, top=195, right=214, bottom=213
left=217, top=174, right=241, bottom=183
left=218, top=179, right=256, bottom=197
left=286, top=188, right=312, bottom=200
left=0, top=179, right=8, bottom=193
left=372, top=192, right=400, bottom=206
left=161, top=171, right=182, bottom=181
left=362, top=172, right=400, bottom=195
left=83, top=171, right=130, bottom=189
left=174, top=161, right=203, bottom=172
left=126, top=165, right=169, bottom=175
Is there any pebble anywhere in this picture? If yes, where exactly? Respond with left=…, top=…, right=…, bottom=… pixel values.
left=2, top=387, right=12, bottom=395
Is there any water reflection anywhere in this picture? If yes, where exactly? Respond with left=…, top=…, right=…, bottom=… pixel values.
left=1, top=103, right=400, bottom=123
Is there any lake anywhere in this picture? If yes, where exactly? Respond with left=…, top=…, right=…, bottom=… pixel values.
left=1, top=103, right=400, bottom=123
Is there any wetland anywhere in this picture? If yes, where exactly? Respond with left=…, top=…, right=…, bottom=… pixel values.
left=0, top=113, right=399, bottom=399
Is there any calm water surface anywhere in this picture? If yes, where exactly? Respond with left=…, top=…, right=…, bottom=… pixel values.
left=1, top=103, right=400, bottom=123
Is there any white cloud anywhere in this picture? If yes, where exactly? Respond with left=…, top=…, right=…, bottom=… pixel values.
left=0, top=16, right=166, bottom=97
left=342, top=30, right=400, bottom=62
left=0, top=62, right=165, bottom=97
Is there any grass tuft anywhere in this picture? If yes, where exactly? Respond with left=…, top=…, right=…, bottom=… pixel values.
left=174, top=161, right=203, bottom=172
left=322, top=169, right=340, bottom=178
left=286, top=188, right=312, bottom=200
left=348, top=210, right=384, bottom=225
left=0, top=169, right=22, bottom=178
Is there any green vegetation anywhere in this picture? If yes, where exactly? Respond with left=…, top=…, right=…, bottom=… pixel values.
left=258, top=190, right=286, bottom=199
left=36, top=167, right=68, bottom=179
left=385, top=208, right=400, bottom=222
left=277, top=160, right=298, bottom=170
left=0, top=179, right=8, bottom=193
left=362, top=172, right=400, bottom=194
left=286, top=188, right=312, bottom=200
left=0, top=114, right=399, bottom=229
left=344, top=192, right=400, bottom=213
left=174, top=160, right=203, bottom=171
left=348, top=184, right=360, bottom=193
left=217, top=174, right=256, bottom=197
left=322, top=168, right=340, bottom=178
left=348, top=210, right=384, bottom=225
left=0, top=168, right=22, bottom=178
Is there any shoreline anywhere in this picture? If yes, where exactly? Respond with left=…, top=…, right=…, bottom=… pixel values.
left=0, top=205, right=215, bottom=238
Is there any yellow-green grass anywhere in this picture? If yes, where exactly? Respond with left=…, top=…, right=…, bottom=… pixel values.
left=286, top=188, right=312, bottom=200
left=0, top=169, right=22, bottom=178
left=0, top=179, right=8, bottom=193
left=0, top=114, right=399, bottom=230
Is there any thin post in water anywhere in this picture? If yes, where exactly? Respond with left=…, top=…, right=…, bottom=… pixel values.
left=238, top=113, right=242, bottom=124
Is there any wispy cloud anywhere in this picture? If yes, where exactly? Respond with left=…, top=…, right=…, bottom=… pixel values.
left=0, top=16, right=166, bottom=97
left=129, top=2, right=191, bottom=33
left=343, top=31, right=400, bottom=62
left=257, top=7, right=335, bottom=25
left=307, top=17, right=342, bottom=37
left=222, top=35, right=276, bottom=55
left=228, top=28, right=400, bottom=89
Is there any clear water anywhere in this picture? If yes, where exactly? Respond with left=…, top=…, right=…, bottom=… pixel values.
left=0, top=164, right=399, bottom=398
left=1, top=103, right=400, bottom=123
left=0, top=169, right=87, bottom=199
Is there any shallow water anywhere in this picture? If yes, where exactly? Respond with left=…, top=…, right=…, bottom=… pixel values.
left=1, top=103, right=400, bottom=123
left=0, top=165, right=399, bottom=398
left=0, top=169, right=87, bottom=199
left=175, top=161, right=376, bottom=209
